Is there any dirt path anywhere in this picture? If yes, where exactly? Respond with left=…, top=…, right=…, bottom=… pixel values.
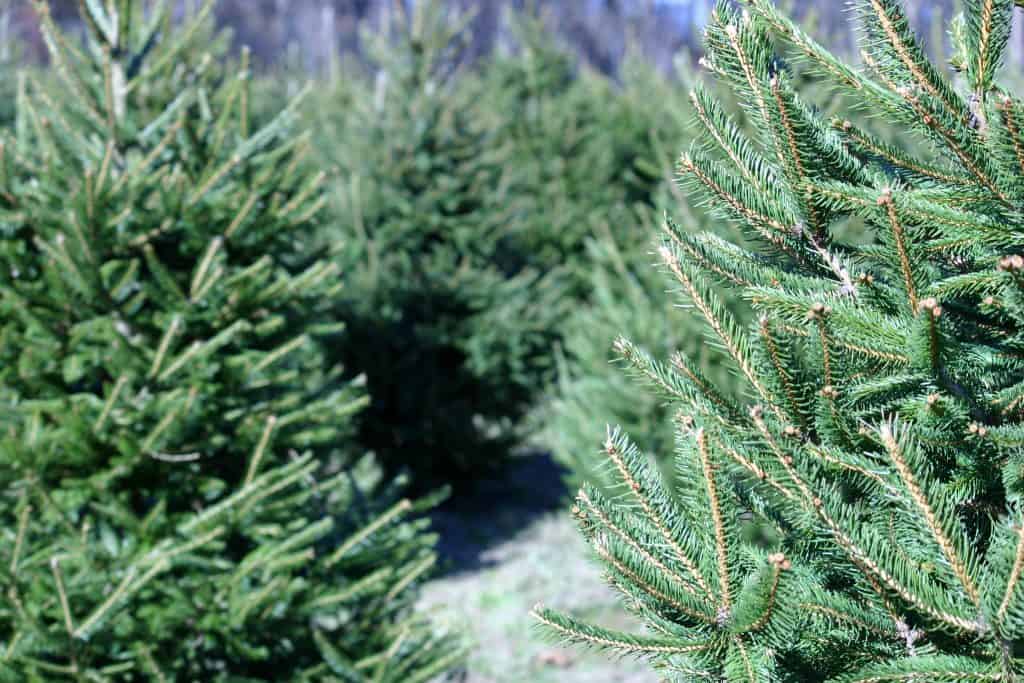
left=420, top=454, right=658, bottom=683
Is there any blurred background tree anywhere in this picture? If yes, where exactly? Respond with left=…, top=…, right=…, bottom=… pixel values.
left=0, top=3, right=22, bottom=128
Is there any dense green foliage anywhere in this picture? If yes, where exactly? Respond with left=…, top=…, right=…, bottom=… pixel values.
left=535, top=51, right=745, bottom=491
left=313, top=7, right=744, bottom=485
left=536, top=0, right=1024, bottom=680
left=0, top=2, right=459, bottom=679
left=481, top=20, right=679, bottom=293
left=313, top=3, right=567, bottom=483
left=0, top=50, right=17, bottom=129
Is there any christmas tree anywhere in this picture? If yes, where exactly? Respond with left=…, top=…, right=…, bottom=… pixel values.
left=537, top=50, right=746, bottom=493
left=483, top=16, right=690, bottom=297
left=0, top=1, right=461, bottom=679
left=536, top=0, right=1024, bottom=680
left=313, top=0, right=565, bottom=482
left=0, top=12, right=21, bottom=131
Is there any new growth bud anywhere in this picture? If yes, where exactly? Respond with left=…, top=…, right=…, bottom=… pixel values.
left=806, top=302, right=831, bottom=320
left=999, top=255, right=1024, bottom=272
left=918, top=297, right=942, bottom=318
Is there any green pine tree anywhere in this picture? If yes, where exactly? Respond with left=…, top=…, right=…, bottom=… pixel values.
left=483, top=17, right=689, bottom=297
left=312, top=0, right=566, bottom=482
left=0, top=1, right=462, bottom=679
left=0, top=43, right=18, bottom=130
left=536, top=50, right=747, bottom=493
left=536, top=0, right=1024, bottom=680
left=544, top=221, right=739, bottom=494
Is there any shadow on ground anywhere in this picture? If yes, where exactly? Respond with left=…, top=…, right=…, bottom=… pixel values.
left=420, top=451, right=657, bottom=683
left=430, top=451, right=571, bottom=575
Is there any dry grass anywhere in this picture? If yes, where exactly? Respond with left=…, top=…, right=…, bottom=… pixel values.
left=420, top=509, right=657, bottom=683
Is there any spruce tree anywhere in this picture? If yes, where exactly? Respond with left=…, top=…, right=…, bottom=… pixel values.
left=0, top=46, right=18, bottom=131
left=536, top=0, right=1024, bottom=680
left=313, top=1, right=565, bottom=482
left=0, top=1, right=461, bottom=679
left=484, top=17, right=690, bottom=297
left=544, top=224, right=738, bottom=494
left=538, top=52, right=745, bottom=493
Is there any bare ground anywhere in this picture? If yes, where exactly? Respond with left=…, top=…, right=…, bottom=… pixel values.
left=419, top=454, right=658, bottom=683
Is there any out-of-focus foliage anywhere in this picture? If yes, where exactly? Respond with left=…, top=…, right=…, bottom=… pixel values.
left=310, top=1, right=567, bottom=485
left=521, top=43, right=745, bottom=491
left=0, top=37, right=20, bottom=129
left=301, top=2, right=749, bottom=487
left=482, top=16, right=684, bottom=294
left=298, top=4, right=747, bottom=487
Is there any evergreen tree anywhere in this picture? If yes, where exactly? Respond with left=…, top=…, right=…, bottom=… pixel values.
left=0, top=22, right=20, bottom=130
left=536, top=0, right=1024, bottom=680
left=313, top=1, right=565, bottom=482
left=0, top=1, right=461, bottom=679
left=483, top=18, right=689, bottom=296
left=543, top=222, right=738, bottom=493
left=537, top=52, right=745, bottom=492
